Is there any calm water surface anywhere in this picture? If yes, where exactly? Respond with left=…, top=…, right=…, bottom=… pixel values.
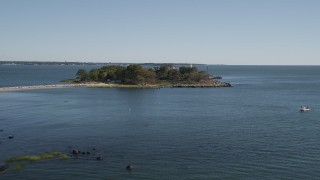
left=1, top=65, right=320, bottom=179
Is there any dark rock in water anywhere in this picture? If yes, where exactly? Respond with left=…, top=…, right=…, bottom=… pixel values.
left=0, top=129, right=4, bottom=132
left=86, top=152, right=90, bottom=155
left=92, top=148, right=96, bottom=151
left=225, top=82, right=232, bottom=87
left=126, top=165, right=133, bottom=171
left=72, top=149, right=80, bottom=155
left=96, top=157, right=103, bottom=161
left=8, top=135, right=14, bottom=139
left=0, top=164, right=8, bottom=172
left=82, top=152, right=86, bottom=155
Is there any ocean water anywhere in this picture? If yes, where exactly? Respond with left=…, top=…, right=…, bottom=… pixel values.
left=0, top=65, right=101, bottom=87
left=1, top=65, right=320, bottom=179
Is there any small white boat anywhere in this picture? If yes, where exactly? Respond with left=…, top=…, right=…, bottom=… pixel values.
left=300, top=106, right=310, bottom=112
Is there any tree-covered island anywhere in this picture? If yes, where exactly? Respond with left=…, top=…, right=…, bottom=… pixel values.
left=69, top=64, right=231, bottom=88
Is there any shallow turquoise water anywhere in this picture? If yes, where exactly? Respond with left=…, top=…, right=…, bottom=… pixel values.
left=1, top=65, right=320, bottom=179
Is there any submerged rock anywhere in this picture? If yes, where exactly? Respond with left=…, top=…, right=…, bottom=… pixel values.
left=72, top=150, right=81, bottom=155
left=126, top=165, right=133, bottom=171
left=96, top=157, right=103, bottom=161
left=0, top=165, right=8, bottom=173
left=8, top=135, right=14, bottom=139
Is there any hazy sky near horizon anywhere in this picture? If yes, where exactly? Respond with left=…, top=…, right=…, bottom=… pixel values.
left=0, top=0, right=319, bottom=65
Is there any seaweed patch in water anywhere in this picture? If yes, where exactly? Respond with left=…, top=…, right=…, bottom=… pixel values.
left=1, top=151, right=69, bottom=174
left=5, top=151, right=68, bottom=163
left=12, top=163, right=26, bottom=171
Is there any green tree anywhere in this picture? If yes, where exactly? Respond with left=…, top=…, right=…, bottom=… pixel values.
left=179, top=66, right=198, bottom=74
left=167, top=69, right=181, bottom=81
left=75, top=64, right=213, bottom=85
left=99, top=65, right=126, bottom=82
left=122, top=64, right=156, bottom=84
left=89, top=68, right=99, bottom=82
left=98, top=70, right=108, bottom=82
left=155, top=66, right=170, bottom=80
left=76, top=69, right=89, bottom=81
left=76, top=69, right=86, bottom=78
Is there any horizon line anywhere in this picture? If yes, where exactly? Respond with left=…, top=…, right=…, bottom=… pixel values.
left=0, top=60, right=319, bottom=66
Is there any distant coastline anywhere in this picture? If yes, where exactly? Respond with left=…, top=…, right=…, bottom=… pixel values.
left=0, top=61, right=210, bottom=67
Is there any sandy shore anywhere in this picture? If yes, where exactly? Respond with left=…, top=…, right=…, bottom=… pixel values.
left=0, top=83, right=111, bottom=92
left=0, top=82, right=231, bottom=92
left=0, top=83, right=165, bottom=92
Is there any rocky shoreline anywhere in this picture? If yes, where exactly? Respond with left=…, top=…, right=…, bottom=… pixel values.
left=0, top=82, right=231, bottom=92
left=0, top=84, right=92, bottom=92
left=172, top=82, right=231, bottom=88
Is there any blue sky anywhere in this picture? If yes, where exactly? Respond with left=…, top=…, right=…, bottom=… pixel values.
left=0, top=0, right=319, bottom=65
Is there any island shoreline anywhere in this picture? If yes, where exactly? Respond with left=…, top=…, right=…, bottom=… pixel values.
left=0, top=82, right=231, bottom=92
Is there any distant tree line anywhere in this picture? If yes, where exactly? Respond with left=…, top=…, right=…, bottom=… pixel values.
left=76, top=64, right=212, bottom=85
